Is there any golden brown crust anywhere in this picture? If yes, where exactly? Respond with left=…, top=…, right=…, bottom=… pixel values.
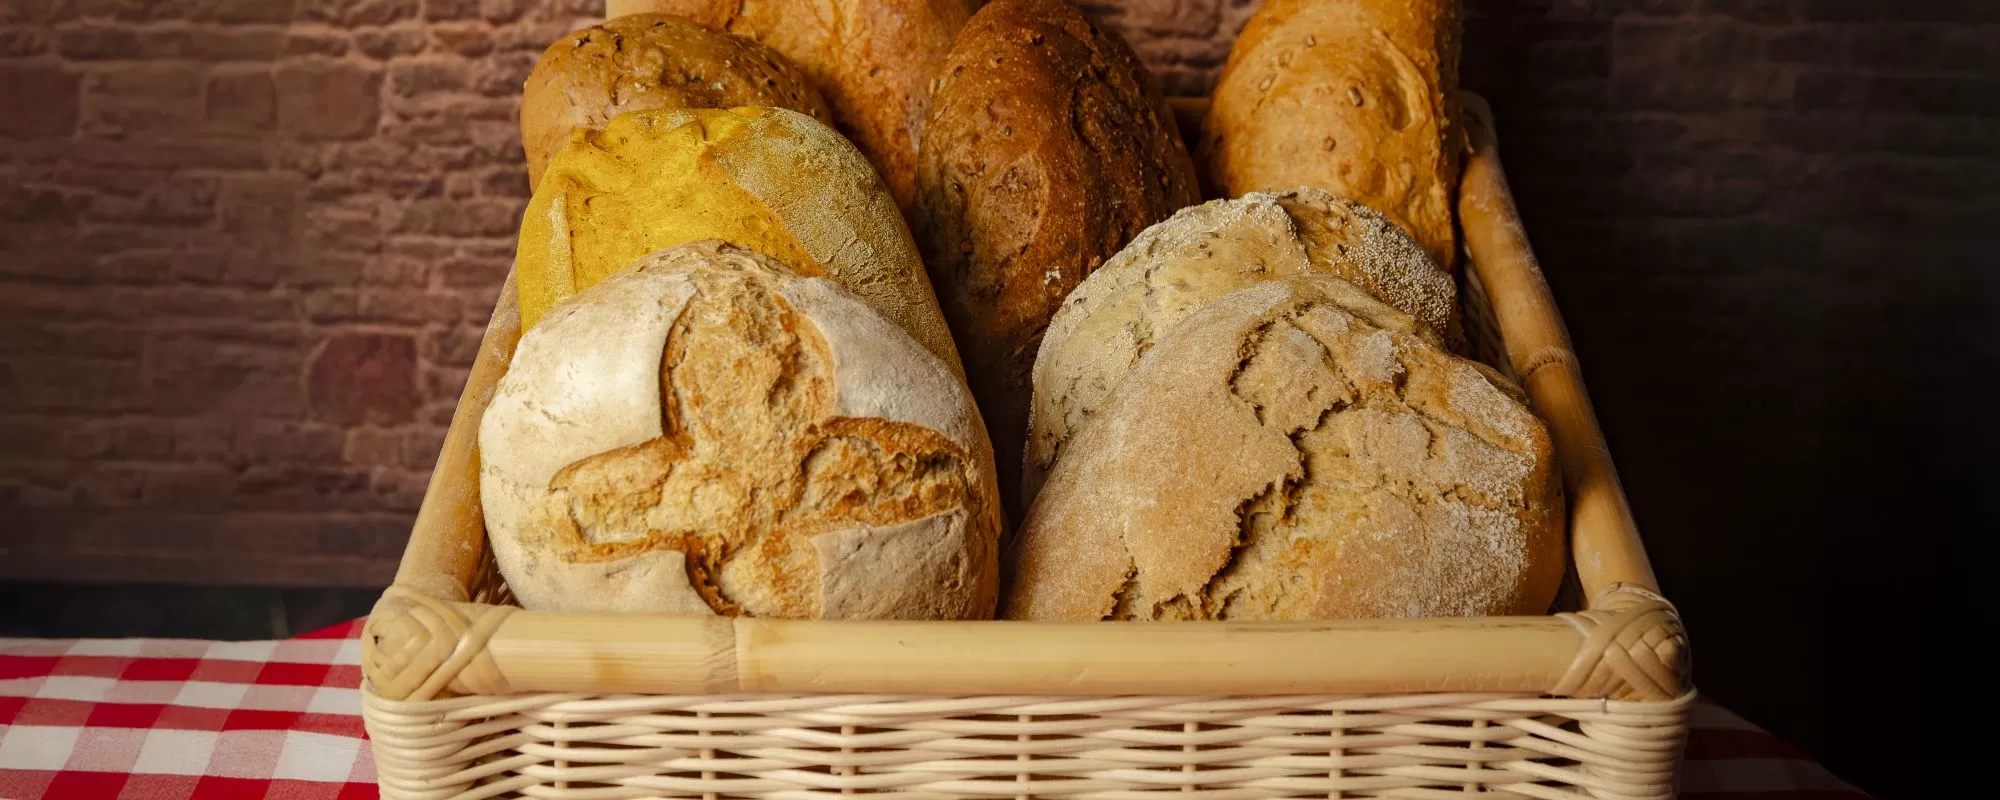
left=520, top=13, right=833, bottom=188
left=1005, top=276, right=1563, bottom=622
left=915, top=0, right=1201, bottom=520
left=482, top=241, right=1001, bottom=620
left=612, top=0, right=974, bottom=217
left=1201, top=0, right=1464, bottom=269
left=1023, top=189, right=1456, bottom=508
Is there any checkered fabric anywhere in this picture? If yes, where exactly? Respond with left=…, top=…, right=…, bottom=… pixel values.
left=3, top=619, right=1869, bottom=799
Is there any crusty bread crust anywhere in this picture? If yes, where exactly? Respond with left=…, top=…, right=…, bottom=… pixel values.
left=483, top=241, right=1000, bottom=619
left=611, top=0, right=974, bottom=217
left=516, top=107, right=963, bottom=376
left=915, top=0, right=1201, bottom=521
left=1023, top=189, right=1455, bottom=506
left=520, top=13, right=832, bottom=189
left=1005, top=275, right=1562, bottom=622
left=1201, top=0, right=1464, bottom=269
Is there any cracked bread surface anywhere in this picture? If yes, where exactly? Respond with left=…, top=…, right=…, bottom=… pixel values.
left=520, top=13, right=833, bottom=189
left=1023, top=189, right=1455, bottom=506
left=914, top=0, right=1201, bottom=522
left=482, top=241, right=1000, bottom=619
left=1004, top=275, right=1561, bottom=622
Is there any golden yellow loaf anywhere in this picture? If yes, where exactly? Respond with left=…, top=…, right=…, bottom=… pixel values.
left=519, top=13, right=833, bottom=189
left=515, top=106, right=962, bottom=375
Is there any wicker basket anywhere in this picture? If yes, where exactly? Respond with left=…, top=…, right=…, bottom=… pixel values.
left=360, top=95, right=1692, bottom=799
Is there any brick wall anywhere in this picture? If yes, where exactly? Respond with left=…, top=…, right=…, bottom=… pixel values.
left=0, top=2, right=1992, bottom=792
left=0, top=0, right=601, bottom=584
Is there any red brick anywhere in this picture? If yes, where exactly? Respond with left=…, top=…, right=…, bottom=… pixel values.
left=422, top=0, right=482, bottom=22
left=0, top=27, right=51, bottom=56
left=81, top=66, right=207, bottom=133
left=54, top=23, right=140, bottom=59
left=343, top=427, right=402, bottom=465
left=0, top=355, right=150, bottom=412
left=74, top=464, right=146, bottom=507
left=353, top=26, right=427, bottom=59
left=149, top=335, right=306, bottom=418
left=398, top=428, right=446, bottom=469
left=275, top=60, right=381, bottom=140
left=0, top=64, right=79, bottom=137
left=307, top=332, right=419, bottom=425
left=369, top=466, right=427, bottom=510
left=234, top=421, right=347, bottom=465
left=429, top=22, right=492, bottom=57
left=285, top=30, right=351, bottom=58
left=215, top=174, right=304, bottom=236
left=393, top=197, right=521, bottom=237
left=141, top=463, right=237, bottom=511
left=206, top=67, right=276, bottom=129
left=138, top=26, right=285, bottom=61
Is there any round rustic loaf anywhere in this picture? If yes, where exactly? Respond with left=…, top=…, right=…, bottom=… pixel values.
left=481, top=241, right=1002, bottom=619
left=1023, top=189, right=1455, bottom=506
left=914, top=0, right=1201, bottom=519
left=515, top=106, right=962, bottom=375
left=520, top=13, right=833, bottom=189
left=1005, top=275, right=1563, bottom=622
left=1201, top=0, right=1464, bottom=269
left=607, top=0, right=974, bottom=215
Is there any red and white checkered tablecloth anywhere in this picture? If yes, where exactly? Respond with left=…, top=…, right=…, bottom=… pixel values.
left=1, top=620, right=1870, bottom=799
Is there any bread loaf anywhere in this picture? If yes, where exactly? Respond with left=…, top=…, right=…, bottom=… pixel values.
left=482, top=241, right=1001, bottom=619
left=607, top=0, right=973, bottom=216
left=515, top=106, right=962, bottom=375
left=1006, top=275, right=1563, bottom=621
left=915, top=0, right=1201, bottom=519
left=1023, top=189, right=1454, bottom=506
left=1201, top=0, right=1464, bottom=269
left=520, top=14, right=832, bottom=189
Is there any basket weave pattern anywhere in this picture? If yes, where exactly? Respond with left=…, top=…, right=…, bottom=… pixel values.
left=367, top=691, right=1690, bottom=799
left=359, top=97, right=1693, bottom=799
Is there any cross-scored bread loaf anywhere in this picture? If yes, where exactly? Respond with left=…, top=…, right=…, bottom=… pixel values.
left=520, top=13, right=833, bottom=189
left=1023, top=189, right=1455, bottom=506
left=1006, top=275, right=1562, bottom=622
left=482, top=241, right=1001, bottom=619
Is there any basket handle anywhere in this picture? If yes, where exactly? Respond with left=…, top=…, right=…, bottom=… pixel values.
left=1457, top=92, right=1661, bottom=602
left=362, top=269, right=523, bottom=693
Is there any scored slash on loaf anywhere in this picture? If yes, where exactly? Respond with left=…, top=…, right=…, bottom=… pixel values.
left=481, top=241, right=1002, bottom=619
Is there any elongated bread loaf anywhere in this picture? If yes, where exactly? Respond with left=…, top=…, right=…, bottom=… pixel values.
left=1023, top=189, right=1454, bottom=506
left=608, top=0, right=974, bottom=216
left=520, top=13, right=832, bottom=189
left=1201, top=0, right=1464, bottom=269
left=515, top=106, right=962, bottom=376
left=1006, top=275, right=1563, bottom=622
left=482, top=241, right=1001, bottom=619
left=915, top=0, right=1201, bottom=519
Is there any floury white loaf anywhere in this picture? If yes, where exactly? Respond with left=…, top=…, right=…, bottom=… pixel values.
left=481, top=241, right=1002, bottom=620
left=1022, top=189, right=1455, bottom=506
left=1005, top=275, right=1563, bottom=622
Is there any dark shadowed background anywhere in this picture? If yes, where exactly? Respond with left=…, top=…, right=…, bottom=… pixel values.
left=2, top=1, right=1992, bottom=795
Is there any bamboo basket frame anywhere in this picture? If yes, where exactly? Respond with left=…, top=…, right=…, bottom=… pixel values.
left=361, top=94, right=1692, bottom=799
